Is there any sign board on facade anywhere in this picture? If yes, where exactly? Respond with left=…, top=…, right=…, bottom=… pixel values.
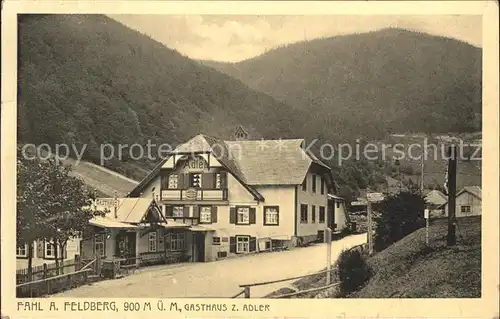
left=183, top=157, right=207, bottom=172
left=184, top=188, right=198, bottom=200
left=95, top=198, right=119, bottom=208
left=367, top=192, right=385, bottom=203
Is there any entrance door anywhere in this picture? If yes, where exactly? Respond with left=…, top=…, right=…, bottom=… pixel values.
left=195, top=233, right=205, bottom=262
left=117, top=232, right=136, bottom=265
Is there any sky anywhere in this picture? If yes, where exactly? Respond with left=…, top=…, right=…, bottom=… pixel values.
left=109, top=15, right=482, bottom=62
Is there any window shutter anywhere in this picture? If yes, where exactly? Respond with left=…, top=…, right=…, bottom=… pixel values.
left=178, top=174, right=186, bottom=189
left=211, top=206, right=218, bottom=223
left=249, top=237, right=256, bottom=252
left=229, top=237, right=236, bottom=253
left=183, top=206, right=190, bottom=218
left=37, top=240, right=44, bottom=259
left=193, top=206, right=200, bottom=218
left=202, top=173, right=214, bottom=189
left=165, top=205, right=173, bottom=217
left=161, top=173, right=168, bottom=189
left=229, top=207, right=236, bottom=224
left=249, top=207, right=256, bottom=224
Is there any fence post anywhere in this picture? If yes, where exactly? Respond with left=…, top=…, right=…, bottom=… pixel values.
left=75, top=255, right=82, bottom=271
left=325, top=227, right=332, bottom=285
left=244, top=286, right=250, bottom=298
left=43, top=263, right=48, bottom=279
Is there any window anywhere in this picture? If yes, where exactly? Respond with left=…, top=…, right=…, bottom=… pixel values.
left=45, top=241, right=55, bottom=258
left=236, top=236, right=250, bottom=253
left=168, top=174, right=178, bottom=189
left=217, top=251, right=227, bottom=258
left=199, top=206, right=212, bottom=223
left=302, top=177, right=307, bottom=191
left=190, top=173, right=202, bottom=188
left=95, top=234, right=105, bottom=257
left=237, top=207, right=250, bottom=224
left=312, top=205, right=316, bottom=223
left=264, top=206, right=279, bottom=225
left=16, top=244, right=28, bottom=258
left=312, top=175, right=317, bottom=193
left=165, top=233, right=186, bottom=251
left=461, top=205, right=471, bottom=213
left=148, top=232, right=157, bottom=252
left=336, top=201, right=340, bottom=209
left=320, top=177, right=325, bottom=194
left=300, top=204, right=308, bottom=223
left=319, top=206, right=325, bottom=223
left=212, top=237, right=221, bottom=245
left=173, top=206, right=184, bottom=217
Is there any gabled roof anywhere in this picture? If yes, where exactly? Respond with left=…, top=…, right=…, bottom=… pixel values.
left=457, top=186, right=482, bottom=200
left=424, top=190, right=447, bottom=206
left=437, top=186, right=482, bottom=208
left=128, top=134, right=333, bottom=198
left=94, top=197, right=163, bottom=224
left=224, top=139, right=311, bottom=185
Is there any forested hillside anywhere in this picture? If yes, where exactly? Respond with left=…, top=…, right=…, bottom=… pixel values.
left=17, top=14, right=298, bottom=180
left=201, top=28, right=482, bottom=142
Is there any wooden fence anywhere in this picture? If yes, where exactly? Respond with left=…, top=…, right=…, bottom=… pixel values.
left=16, top=257, right=80, bottom=284
left=238, top=268, right=339, bottom=299
left=16, top=268, right=93, bottom=298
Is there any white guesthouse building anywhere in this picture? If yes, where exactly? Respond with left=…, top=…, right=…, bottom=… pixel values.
left=122, top=133, right=350, bottom=262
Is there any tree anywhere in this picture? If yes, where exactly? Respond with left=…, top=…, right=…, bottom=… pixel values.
left=17, top=148, right=54, bottom=281
left=373, top=190, right=426, bottom=251
left=42, top=160, right=105, bottom=274
left=17, top=146, right=104, bottom=278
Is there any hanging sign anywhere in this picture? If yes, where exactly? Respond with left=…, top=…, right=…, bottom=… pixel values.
left=95, top=198, right=118, bottom=208
left=367, top=192, right=384, bottom=203
left=424, top=208, right=429, bottom=219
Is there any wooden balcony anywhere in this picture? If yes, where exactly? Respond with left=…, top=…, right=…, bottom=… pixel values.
left=161, top=188, right=228, bottom=201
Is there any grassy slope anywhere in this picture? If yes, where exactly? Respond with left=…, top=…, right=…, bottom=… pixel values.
left=354, top=216, right=481, bottom=298
left=286, top=216, right=481, bottom=298
left=64, top=158, right=138, bottom=197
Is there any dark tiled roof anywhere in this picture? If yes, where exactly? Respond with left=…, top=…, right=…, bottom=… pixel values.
left=128, top=134, right=332, bottom=199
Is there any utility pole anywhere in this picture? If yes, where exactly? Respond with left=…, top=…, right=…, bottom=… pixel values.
left=421, top=145, right=425, bottom=193
left=367, top=199, right=373, bottom=255
left=447, top=145, right=457, bottom=246
left=424, top=208, right=429, bottom=246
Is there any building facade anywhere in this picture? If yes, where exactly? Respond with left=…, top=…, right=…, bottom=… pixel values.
left=16, top=239, right=80, bottom=270
left=441, top=186, right=482, bottom=218
left=127, top=134, right=348, bottom=262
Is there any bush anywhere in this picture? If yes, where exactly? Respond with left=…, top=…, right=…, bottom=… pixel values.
left=336, top=248, right=372, bottom=297
left=374, top=191, right=426, bottom=251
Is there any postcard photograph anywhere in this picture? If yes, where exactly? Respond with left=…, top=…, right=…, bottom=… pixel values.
left=1, top=1, right=499, bottom=318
